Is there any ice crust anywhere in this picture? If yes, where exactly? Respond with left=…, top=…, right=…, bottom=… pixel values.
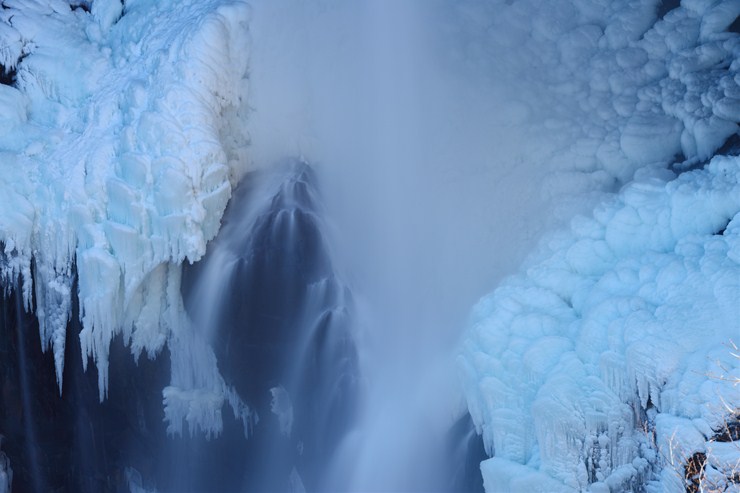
left=450, top=0, right=740, bottom=208
left=459, top=0, right=740, bottom=491
left=462, top=156, right=740, bottom=491
left=0, top=0, right=250, bottom=437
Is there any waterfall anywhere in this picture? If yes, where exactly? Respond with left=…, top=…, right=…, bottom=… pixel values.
left=0, top=1, right=529, bottom=490
left=0, top=155, right=483, bottom=492
left=167, top=156, right=485, bottom=492
left=170, top=159, right=359, bottom=492
left=245, top=1, right=494, bottom=489
left=0, top=0, right=736, bottom=491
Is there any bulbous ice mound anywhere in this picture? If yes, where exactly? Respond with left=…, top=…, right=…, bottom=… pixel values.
left=457, top=0, right=740, bottom=491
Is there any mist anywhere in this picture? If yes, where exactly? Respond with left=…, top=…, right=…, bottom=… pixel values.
left=245, top=1, right=563, bottom=490
left=247, top=0, right=554, bottom=347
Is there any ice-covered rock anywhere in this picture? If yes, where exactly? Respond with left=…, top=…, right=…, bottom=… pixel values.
left=449, top=0, right=740, bottom=198
left=459, top=1, right=740, bottom=490
left=0, top=0, right=249, bottom=398
left=462, top=157, right=740, bottom=490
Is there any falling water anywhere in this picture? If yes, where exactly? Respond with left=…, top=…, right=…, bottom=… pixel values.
left=176, top=160, right=359, bottom=492
left=177, top=155, right=482, bottom=491
left=10, top=283, right=43, bottom=493
left=244, top=0, right=544, bottom=489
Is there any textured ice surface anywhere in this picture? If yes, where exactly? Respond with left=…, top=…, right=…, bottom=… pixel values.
left=459, top=0, right=740, bottom=491
left=0, top=0, right=249, bottom=399
left=447, top=0, right=739, bottom=195
left=462, top=156, right=740, bottom=491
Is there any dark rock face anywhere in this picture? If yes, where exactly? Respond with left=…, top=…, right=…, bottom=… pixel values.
left=447, top=413, right=487, bottom=493
left=655, top=0, right=681, bottom=21
left=0, top=274, right=170, bottom=493
left=0, top=65, right=15, bottom=86
left=170, top=160, right=359, bottom=492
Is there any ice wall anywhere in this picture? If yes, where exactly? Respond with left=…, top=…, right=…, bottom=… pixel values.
left=445, top=0, right=739, bottom=193
left=461, top=156, right=740, bottom=491
left=0, top=0, right=249, bottom=397
left=459, top=0, right=740, bottom=490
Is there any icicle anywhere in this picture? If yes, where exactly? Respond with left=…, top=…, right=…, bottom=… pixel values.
left=0, top=438, right=11, bottom=493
